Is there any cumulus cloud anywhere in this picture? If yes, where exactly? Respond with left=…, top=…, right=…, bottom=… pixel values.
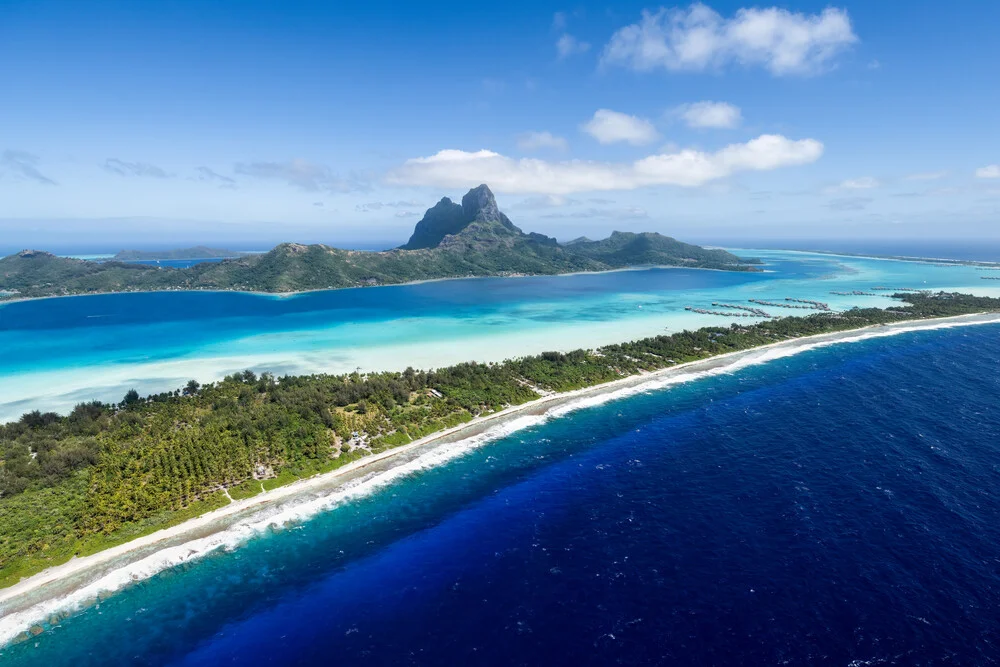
left=517, top=131, right=569, bottom=152
left=675, top=101, right=742, bottom=128
left=601, top=4, right=857, bottom=76
left=581, top=109, right=659, bottom=145
left=387, top=134, right=823, bottom=195
left=976, top=164, right=1000, bottom=179
left=102, top=158, right=171, bottom=178
left=557, top=34, right=591, bottom=58
left=235, top=159, right=366, bottom=192
left=1, top=149, right=57, bottom=185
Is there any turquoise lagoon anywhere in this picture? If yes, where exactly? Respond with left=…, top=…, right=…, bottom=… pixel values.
left=0, top=249, right=996, bottom=421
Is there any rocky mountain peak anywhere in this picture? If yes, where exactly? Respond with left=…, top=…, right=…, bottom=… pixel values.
left=461, top=184, right=501, bottom=223
left=401, top=185, right=523, bottom=250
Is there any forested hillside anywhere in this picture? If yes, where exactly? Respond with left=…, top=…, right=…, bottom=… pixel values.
left=0, top=185, right=758, bottom=301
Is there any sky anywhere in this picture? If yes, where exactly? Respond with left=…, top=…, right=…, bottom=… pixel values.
left=1, top=0, right=999, bottom=251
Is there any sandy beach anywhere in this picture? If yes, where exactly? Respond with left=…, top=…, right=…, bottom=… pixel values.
left=2, top=311, right=1000, bottom=643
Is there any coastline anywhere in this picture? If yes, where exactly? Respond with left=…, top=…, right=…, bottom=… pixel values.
left=734, top=246, right=1000, bottom=268
left=2, top=311, right=1000, bottom=643
left=0, top=263, right=757, bottom=308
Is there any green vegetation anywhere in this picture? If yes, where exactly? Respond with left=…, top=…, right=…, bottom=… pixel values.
left=1, top=292, right=997, bottom=586
left=560, top=230, right=756, bottom=269
left=113, top=246, right=242, bottom=261
left=0, top=185, right=758, bottom=301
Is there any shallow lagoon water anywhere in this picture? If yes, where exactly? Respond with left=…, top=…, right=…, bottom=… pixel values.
left=0, top=249, right=996, bottom=421
left=2, top=324, right=999, bottom=664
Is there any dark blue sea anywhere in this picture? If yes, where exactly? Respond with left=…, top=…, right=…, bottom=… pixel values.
left=3, top=324, right=1000, bottom=665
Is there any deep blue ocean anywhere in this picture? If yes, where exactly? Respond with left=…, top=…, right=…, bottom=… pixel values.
left=3, top=324, right=1000, bottom=665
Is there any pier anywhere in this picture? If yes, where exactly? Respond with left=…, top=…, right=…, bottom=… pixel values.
left=872, top=286, right=931, bottom=293
left=685, top=307, right=766, bottom=318
left=783, top=297, right=830, bottom=311
left=712, top=302, right=774, bottom=317
left=750, top=298, right=823, bottom=310
left=830, top=290, right=879, bottom=296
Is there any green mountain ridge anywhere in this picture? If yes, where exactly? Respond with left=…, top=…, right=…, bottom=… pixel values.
left=0, top=185, right=759, bottom=300
left=113, top=246, right=241, bottom=261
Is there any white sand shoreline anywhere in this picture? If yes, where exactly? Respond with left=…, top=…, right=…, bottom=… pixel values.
left=2, top=312, right=1000, bottom=642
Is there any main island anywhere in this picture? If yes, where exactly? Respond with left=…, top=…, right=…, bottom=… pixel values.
left=0, top=185, right=758, bottom=302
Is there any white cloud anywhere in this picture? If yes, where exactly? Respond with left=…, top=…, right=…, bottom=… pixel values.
left=581, top=109, right=659, bottom=145
left=541, top=206, right=648, bottom=220
left=510, top=195, right=578, bottom=209
left=356, top=200, right=420, bottom=213
left=557, top=34, right=591, bottom=58
left=836, top=176, right=880, bottom=190
left=102, top=158, right=171, bottom=179
left=675, top=101, right=742, bottom=128
left=601, top=4, right=857, bottom=76
left=553, top=11, right=568, bottom=31
left=1, top=149, right=57, bottom=185
left=904, top=171, right=948, bottom=181
left=517, top=131, right=569, bottom=151
left=196, top=166, right=237, bottom=188
left=234, top=159, right=367, bottom=192
left=826, top=196, right=872, bottom=211
left=387, top=134, right=823, bottom=195
left=976, top=164, right=1000, bottom=179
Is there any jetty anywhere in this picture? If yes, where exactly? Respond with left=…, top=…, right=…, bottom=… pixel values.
left=685, top=306, right=765, bottom=318
left=830, top=290, right=879, bottom=296
left=872, top=286, right=931, bottom=293
left=711, top=302, right=774, bottom=317
left=783, top=297, right=830, bottom=311
left=750, top=298, right=822, bottom=310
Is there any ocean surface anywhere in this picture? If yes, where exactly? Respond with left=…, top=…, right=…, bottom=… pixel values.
left=1, top=323, right=999, bottom=665
left=114, top=258, right=232, bottom=268
left=746, top=239, right=1000, bottom=262
left=1, top=249, right=998, bottom=421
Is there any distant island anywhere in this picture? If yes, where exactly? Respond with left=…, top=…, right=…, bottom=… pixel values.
left=0, top=185, right=760, bottom=301
left=112, top=246, right=244, bottom=261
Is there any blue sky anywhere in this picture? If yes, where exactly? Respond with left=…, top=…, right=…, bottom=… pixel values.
left=1, top=0, right=999, bottom=250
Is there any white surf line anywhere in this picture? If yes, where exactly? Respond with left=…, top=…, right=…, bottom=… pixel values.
left=2, top=312, right=999, bottom=646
